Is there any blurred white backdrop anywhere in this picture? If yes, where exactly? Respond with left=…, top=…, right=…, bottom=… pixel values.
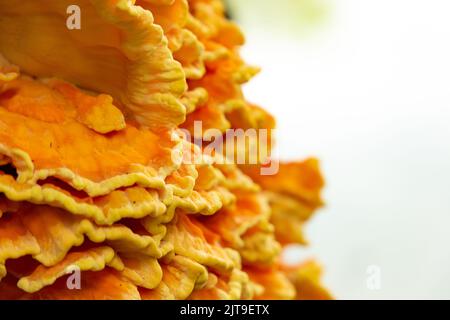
left=228, top=0, right=450, bottom=299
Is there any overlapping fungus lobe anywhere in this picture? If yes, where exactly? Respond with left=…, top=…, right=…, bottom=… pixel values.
left=0, top=0, right=187, bottom=129
left=0, top=77, right=179, bottom=184
left=139, top=255, right=208, bottom=300
left=21, top=269, right=141, bottom=300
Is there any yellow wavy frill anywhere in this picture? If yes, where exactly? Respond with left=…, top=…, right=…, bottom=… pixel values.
left=0, top=0, right=331, bottom=300
left=0, top=0, right=186, bottom=129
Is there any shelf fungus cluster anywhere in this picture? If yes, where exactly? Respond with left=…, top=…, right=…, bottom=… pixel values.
left=0, top=0, right=332, bottom=300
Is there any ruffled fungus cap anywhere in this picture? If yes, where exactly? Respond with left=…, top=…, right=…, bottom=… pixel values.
left=0, top=0, right=331, bottom=300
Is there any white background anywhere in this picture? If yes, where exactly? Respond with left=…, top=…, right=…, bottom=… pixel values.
left=229, top=0, right=450, bottom=299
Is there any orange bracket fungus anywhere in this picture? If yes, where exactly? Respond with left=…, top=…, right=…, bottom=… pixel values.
left=0, top=0, right=331, bottom=300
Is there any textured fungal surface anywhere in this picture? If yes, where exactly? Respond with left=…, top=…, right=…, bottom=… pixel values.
left=0, top=0, right=331, bottom=300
